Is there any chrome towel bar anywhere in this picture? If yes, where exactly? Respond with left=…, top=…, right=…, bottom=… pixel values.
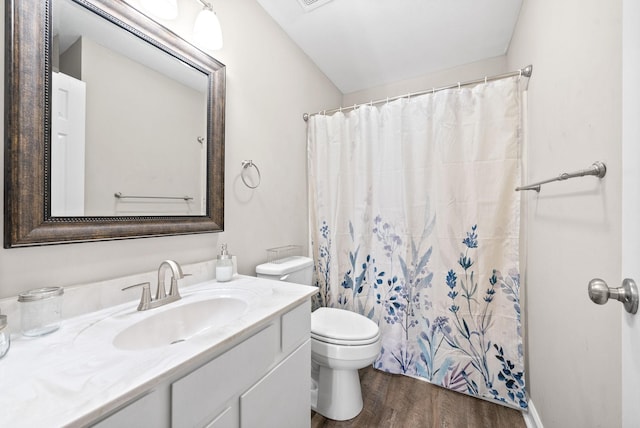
left=515, top=161, right=606, bottom=192
left=114, top=192, right=193, bottom=201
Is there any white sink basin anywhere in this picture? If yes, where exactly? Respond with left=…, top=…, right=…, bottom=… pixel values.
left=113, top=294, right=250, bottom=351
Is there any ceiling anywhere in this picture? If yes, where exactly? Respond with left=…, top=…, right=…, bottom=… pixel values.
left=255, top=0, right=523, bottom=94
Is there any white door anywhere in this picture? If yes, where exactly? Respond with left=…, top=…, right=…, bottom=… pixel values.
left=622, top=0, right=640, bottom=426
left=51, top=71, right=86, bottom=216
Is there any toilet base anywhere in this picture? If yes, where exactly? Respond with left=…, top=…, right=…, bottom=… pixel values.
left=311, top=364, right=364, bottom=421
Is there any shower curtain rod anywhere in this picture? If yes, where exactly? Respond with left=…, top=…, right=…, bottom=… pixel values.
left=302, top=64, right=533, bottom=121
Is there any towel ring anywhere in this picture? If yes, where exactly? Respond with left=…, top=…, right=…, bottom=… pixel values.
left=241, top=160, right=261, bottom=189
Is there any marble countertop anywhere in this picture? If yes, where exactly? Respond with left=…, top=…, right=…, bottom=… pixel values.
left=0, top=275, right=316, bottom=427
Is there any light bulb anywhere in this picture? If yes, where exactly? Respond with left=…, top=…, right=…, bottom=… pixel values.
left=193, top=8, right=223, bottom=51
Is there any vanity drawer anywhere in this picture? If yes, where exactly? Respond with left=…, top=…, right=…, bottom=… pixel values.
left=171, top=323, right=278, bottom=428
left=92, top=388, right=169, bottom=428
left=240, top=340, right=311, bottom=428
left=281, top=300, right=311, bottom=355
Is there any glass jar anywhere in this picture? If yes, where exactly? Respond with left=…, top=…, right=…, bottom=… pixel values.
left=0, top=315, right=9, bottom=359
left=18, top=287, right=64, bottom=337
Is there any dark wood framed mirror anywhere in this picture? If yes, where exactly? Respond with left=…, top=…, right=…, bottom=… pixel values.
left=4, top=0, right=225, bottom=247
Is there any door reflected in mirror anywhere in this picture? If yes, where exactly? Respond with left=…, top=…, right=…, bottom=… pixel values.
left=51, top=0, right=208, bottom=217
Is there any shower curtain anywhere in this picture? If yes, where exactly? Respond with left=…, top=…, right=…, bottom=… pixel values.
left=307, top=76, right=527, bottom=410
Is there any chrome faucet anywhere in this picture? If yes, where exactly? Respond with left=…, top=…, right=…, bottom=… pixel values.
left=123, top=260, right=185, bottom=311
left=156, top=260, right=184, bottom=301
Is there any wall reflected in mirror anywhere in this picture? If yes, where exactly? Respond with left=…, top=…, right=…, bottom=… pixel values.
left=51, top=0, right=208, bottom=216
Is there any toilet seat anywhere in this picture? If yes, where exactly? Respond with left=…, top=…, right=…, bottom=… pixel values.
left=311, top=330, right=380, bottom=346
left=311, top=307, right=380, bottom=346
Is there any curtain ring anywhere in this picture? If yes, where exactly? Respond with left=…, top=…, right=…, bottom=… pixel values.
left=484, top=76, right=488, bottom=84
left=241, top=160, right=261, bottom=189
left=457, top=82, right=461, bottom=90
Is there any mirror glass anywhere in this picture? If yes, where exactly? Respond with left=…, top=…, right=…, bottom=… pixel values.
left=4, top=0, right=225, bottom=247
left=52, top=0, right=208, bottom=216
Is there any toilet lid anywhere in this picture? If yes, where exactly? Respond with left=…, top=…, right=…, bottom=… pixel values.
left=311, top=307, right=380, bottom=345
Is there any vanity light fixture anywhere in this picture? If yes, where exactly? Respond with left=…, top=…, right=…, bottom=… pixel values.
left=140, top=0, right=178, bottom=20
left=193, top=0, right=224, bottom=50
left=138, top=0, right=223, bottom=51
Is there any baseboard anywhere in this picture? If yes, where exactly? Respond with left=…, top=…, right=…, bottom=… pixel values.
left=522, top=399, right=543, bottom=428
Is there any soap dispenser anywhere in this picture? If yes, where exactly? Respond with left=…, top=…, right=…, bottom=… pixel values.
left=216, top=244, right=233, bottom=282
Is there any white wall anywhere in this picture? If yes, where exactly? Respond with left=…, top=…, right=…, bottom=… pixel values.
left=0, top=0, right=341, bottom=299
left=507, top=0, right=622, bottom=427
left=622, top=0, right=640, bottom=425
left=342, top=56, right=508, bottom=106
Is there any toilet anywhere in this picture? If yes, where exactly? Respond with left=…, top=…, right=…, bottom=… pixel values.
left=256, top=256, right=381, bottom=421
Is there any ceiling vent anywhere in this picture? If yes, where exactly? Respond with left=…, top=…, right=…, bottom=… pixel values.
left=297, top=0, right=334, bottom=12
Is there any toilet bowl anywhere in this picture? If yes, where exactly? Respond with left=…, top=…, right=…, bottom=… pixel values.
left=310, top=307, right=381, bottom=421
left=256, top=256, right=381, bottom=421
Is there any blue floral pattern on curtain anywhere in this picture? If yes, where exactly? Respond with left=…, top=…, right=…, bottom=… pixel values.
left=308, top=76, right=527, bottom=410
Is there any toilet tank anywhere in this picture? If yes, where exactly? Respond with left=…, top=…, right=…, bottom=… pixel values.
left=255, top=256, right=314, bottom=285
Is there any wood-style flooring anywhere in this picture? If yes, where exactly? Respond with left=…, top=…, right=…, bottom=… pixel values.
left=311, top=366, right=526, bottom=428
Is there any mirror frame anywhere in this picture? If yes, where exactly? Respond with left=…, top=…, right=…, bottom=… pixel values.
left=4, top=0, right=225, bottom=247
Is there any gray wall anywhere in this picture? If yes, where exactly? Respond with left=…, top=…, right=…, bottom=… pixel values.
left=508, top=0, right=622, bottom=427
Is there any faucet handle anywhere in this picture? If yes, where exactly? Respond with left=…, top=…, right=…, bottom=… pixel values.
left=121, top=281, right=150, bottom=291
left=122, top=282, right=152, bottom=311
left=168, top=273, right=192, bottom=298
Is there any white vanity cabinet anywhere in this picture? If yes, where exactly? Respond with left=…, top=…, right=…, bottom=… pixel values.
left=239, top=340, right=310, bottom=428
left=92, top=300, right=311, bottom=428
